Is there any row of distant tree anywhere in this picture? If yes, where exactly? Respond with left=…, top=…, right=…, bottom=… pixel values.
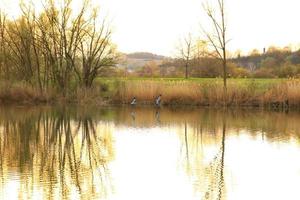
left=101, top=46, right=300, bottom=79
left=234, top=46, right=300, bottom=78
left=163, top=46, right=300, bottom=78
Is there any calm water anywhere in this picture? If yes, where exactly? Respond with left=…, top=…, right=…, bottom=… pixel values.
left=0, top=106, right=300, bottom=200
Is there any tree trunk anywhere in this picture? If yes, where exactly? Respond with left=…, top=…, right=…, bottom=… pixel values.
left=223, top=59, right=227, bottom=89
left=223, top=49, right=227, bottom=105
left=185, top=62, right=188, bottom=79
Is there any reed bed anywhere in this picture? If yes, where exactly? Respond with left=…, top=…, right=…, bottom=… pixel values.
left=1, top=79, right=300, bottom=108
left=262, top=79, right=300, bottom=107
left=0, top=82, right=52, bottom=104
left=116, top=80, right=203, bottom=105
left=0, top=81, right=104, bottom=105
left=113, top=79, right=300, bottom=108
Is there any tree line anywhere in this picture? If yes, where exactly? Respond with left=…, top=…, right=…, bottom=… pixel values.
left=128, top=46, right=300, bottom=79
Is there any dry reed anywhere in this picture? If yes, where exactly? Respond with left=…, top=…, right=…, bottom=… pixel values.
left=113, top=79, right=300, bottom=108
left=1, top=79, right=300, bottom=108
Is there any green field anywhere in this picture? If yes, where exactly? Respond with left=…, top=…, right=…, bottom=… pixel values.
left=96, top=77, right=287, bottom=85
left=95, top=77, right=289, bottom=97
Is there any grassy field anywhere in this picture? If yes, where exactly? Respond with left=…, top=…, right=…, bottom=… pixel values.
left=95, top=78, right=287, bottom=100
left=96, top=77, right=286, bottom=84
left=96, top=77, right=286, bottom=92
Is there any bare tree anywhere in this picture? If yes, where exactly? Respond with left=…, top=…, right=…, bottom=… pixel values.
left=0, top=11, right=7, bottom=79
left=20, top=4, right=44, bottom=94
left=4, top=17, right=35, bottom=83
left=178, top=33, right=194, bottom=79
left=77, top=10, right=117, bottom=88
left=37, top=0, right=90, bottom=94
left=202, top=0, right=229, bottom=92
left=0, top=0, right=117, bottom=96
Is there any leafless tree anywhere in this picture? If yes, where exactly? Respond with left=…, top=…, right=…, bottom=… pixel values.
left=0, top=11, right=7, bottom=79
left=202, top=0, right=229, bottom=93
left=77, top=9, right=117, bottom=88
left=0, top=0, right=116, bottom=94
left=20, top=4, right=44, bottom=93
left=37, top=0, right=90, bottom=93
left=4, top=17, right=36, bottom=83
left=178, top=33, right=194, bottom=79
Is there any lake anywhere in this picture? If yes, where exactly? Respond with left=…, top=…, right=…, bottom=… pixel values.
left=0, top=106, right=299, bottom=200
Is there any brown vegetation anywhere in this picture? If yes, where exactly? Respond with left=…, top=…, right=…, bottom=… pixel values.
left=263, top=79, right=300, bottom=107
left=113, top=79, right=300, bottom=108
left=0, top=81, right=105, bottom=105
left=1, top=79, right=300, bottom=108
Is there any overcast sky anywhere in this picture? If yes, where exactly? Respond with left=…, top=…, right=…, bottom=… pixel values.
left=1, top=0, right=300, bottom=56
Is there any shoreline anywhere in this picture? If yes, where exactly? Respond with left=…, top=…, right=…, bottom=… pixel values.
left=0, top=100, right=296, bottom=110
left=0, top=78, right=299, bottom=109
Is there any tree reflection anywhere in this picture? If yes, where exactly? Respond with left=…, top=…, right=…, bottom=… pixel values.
left=0, top=107, right=114, bottom=199
left=0, top=106, right=300, bottom=200
left=179, top=111, right=227, bottom=200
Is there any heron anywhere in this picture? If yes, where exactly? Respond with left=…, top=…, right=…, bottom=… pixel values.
left=155, top=94, right=162, bottom=106
left=131, top=97, right=137, bottom=105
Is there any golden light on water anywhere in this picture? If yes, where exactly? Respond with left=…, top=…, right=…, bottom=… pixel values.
left=225, top=135, right=300, bottom=200
left=109, top=128, right=195, bottom=200
left=1, top=107, right=300, bottom=199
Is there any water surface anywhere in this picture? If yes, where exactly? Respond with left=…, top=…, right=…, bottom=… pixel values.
left=0, top=106, right=299, bottom=200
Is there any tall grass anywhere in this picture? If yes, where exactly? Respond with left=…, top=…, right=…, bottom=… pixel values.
left=0, top=81, right=53, bottom=104
left=1, top=79, right=300, bottom=108
left=0, top=81, right=105, bottom=105
left=116, top=81, right=203, bottom=105
left=113, top=79, right=300, bottom=107
left=263, top=79, right=300, bottom=107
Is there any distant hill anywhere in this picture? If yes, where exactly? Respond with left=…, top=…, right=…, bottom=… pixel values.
left=118, top=52, right=170, bottom=70
left=126, top=52, right=167, bottom=60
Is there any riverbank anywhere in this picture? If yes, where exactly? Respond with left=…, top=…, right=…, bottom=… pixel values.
left=0, top=81, right=107, bottom=106
left=0, top=78, right=299, bottom=108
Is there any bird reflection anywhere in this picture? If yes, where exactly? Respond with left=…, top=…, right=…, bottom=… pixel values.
left=131, top=111, right=136, bottom=122
left=155, top=109, right=161, bottom=125
left=130, top=106, right=137, bottom=127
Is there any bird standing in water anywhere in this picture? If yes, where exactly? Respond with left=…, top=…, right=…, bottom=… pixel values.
left=155, top=94, right=161, bottom=106
left=131, top=97, right=137, bottom=105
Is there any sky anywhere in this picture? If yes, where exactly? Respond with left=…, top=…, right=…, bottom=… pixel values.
left=1, top=0, right=300, bottom=56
